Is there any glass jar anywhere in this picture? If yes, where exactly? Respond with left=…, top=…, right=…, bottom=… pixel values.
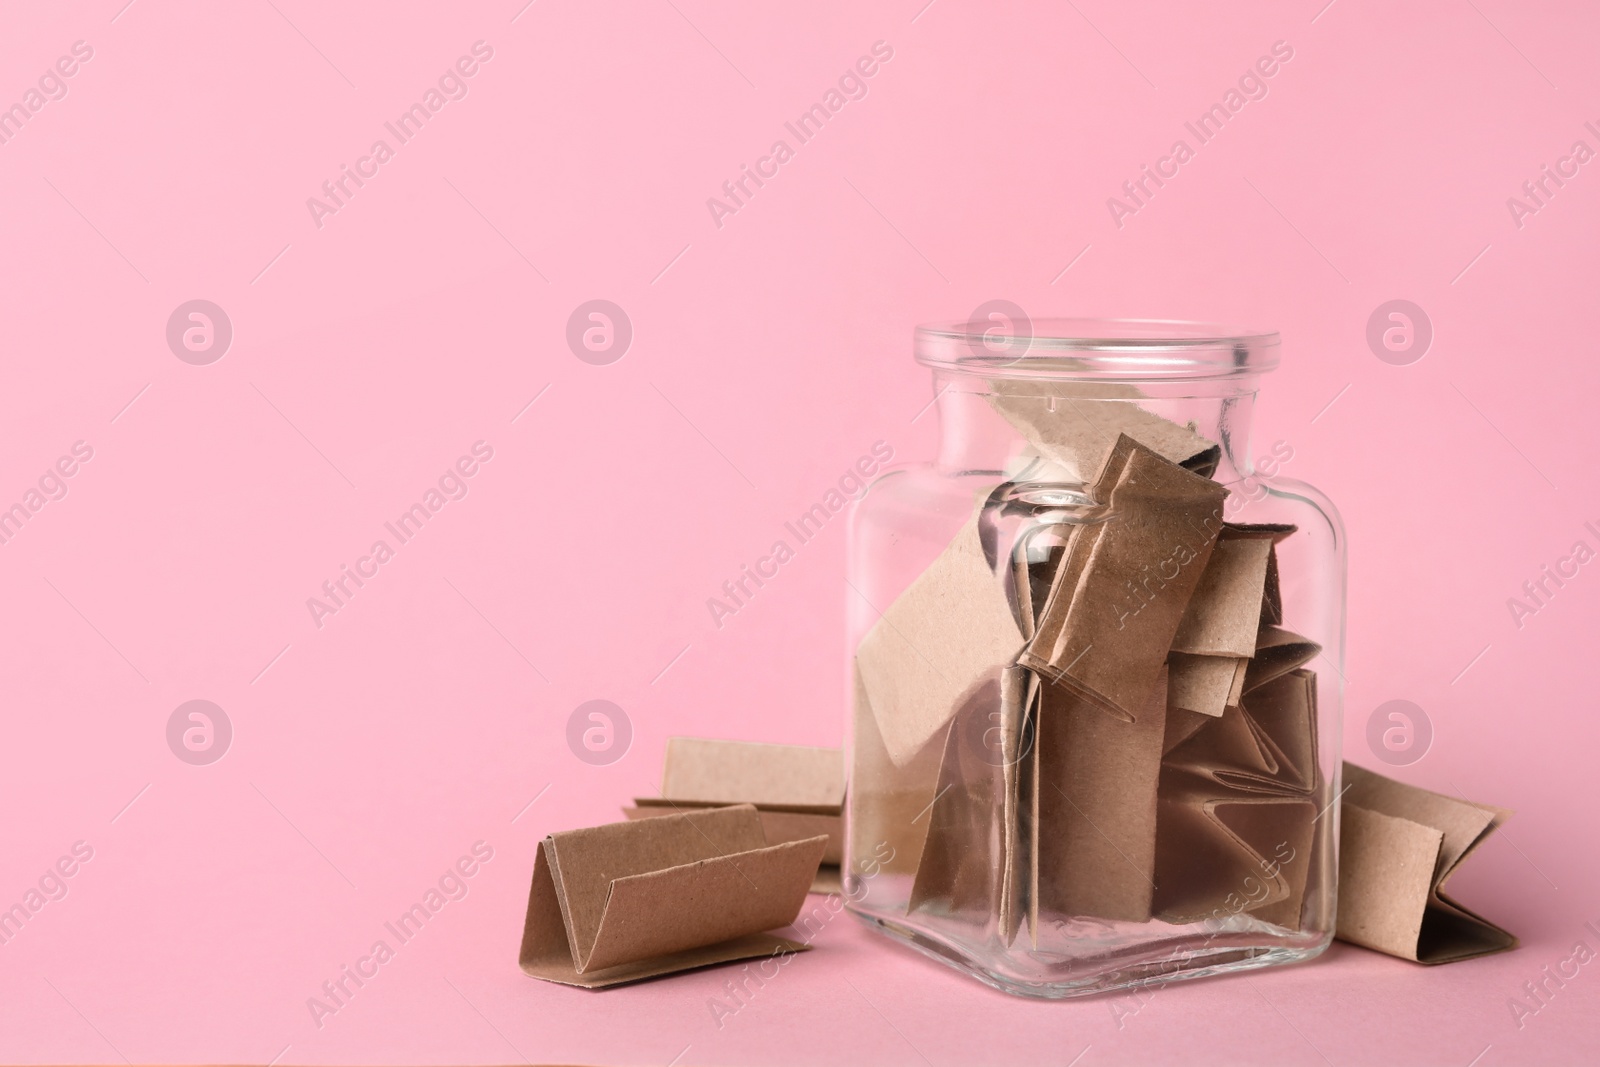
left=844, top=319, right=1344, bottom=998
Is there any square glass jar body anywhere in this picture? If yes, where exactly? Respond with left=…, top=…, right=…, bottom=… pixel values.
left=844, top=320, right=1344, bottom=998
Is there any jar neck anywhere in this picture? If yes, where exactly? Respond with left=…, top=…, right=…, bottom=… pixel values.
left=931, top=371, right=1260, bottom=487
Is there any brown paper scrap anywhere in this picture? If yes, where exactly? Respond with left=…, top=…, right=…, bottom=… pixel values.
left=1033, top=665, right=1168, bottom=926
left=1020, top=435, right=1227, bottom=719
left=1165, top=524, right=1279, bottom=717
left=999, top=668, right=1035, bottom=945
left=1152, top=779, right=1317, bottom=926
left=653, top=737, right=843, bottom=812
left=1337, top=762, right=1517, bottom=964
left=848, top=662, right=945, bottom=878
left=1162, top=703, right=1214, bottom=755
left=1012, top=538, right=1067, bottom=641
left=1171, top=533, right=1274, bottom=658
left=1226, top=656, right=1249, bottom=706
left=909, top=667, right=1032, bottom=944
left=1167, top=652, right=1247, bottom=719
left=1163, top=703, right=1284, bottom=794
left=1013, top=553, right=1037, bottom=640
left=988, top=381, right=1221, bottom=483
left=1164, top=670, right=1318, bottom=797
left=810, top=864, right=843, bottom=895
left=857, top=508, right=1026, bottom=766
left=1153, top=669, right=1322, bottom=928
left=1242, top=625, right=1321, bottom=695
left=1230, top=522, right=1296, bottom=626
left=1242, top=669, right=1318, bottom=795
left=519, top=806, right=826, bottom=988
left=1261, top=542, right=1284, bottom=625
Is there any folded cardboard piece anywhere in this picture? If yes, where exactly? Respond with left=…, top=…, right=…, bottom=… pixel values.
left=848, top=663, right=945, bottom=880
left=1153, top=666, right=1321, bottom=926
left=626, top=737, right=844, bottom=892
left=987, top=380, right=1221, bottom=483
left=856, top=506, right=1026, bottom=768
left=1167, top=652, right=1248, bottom=721
left=1019, top=435, right=1228, bottom=719
left=862, top=404, right=1342, bottom=943
left=1336, top=762, right=1517, bottom=964
left=651, top=737, right=844, bottom=811
left=1153, top=525, right=1324, bottom=929
left=1166, top=525, right=1278, bottom=717
left=908, top=667, right=1031, bottom=940
left=1032, top=665, right=1168, bottom=929
left=1243, top=624, right=1321, bottom=694
left=520, top=805, right=827, bottom=988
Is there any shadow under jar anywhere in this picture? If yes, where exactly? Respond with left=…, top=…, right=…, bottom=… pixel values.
left=844, top=318, right=1345, bottom=998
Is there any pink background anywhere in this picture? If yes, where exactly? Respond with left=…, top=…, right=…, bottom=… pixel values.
left=2, top=1, right=1597, bottom=1064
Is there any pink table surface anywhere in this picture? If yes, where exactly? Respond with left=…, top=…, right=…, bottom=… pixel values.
left=3, top=0, right=1599, bottom=1064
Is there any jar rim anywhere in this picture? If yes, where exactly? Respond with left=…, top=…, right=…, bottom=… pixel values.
left=915, top=317, right=1281, bottom=381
